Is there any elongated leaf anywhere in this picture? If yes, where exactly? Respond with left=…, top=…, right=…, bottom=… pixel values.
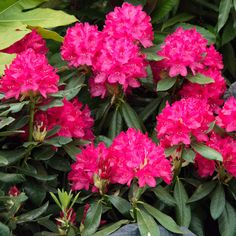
left=108, top=195, right=131, bottom=217
left=0, top=52, right=16, bottom=75
left=108, top=108, right=123, bottom=139
left=33, top=146, right=56, bottom=161
left=157, top=77, right=177, bottom=91
left=174, top=179, right=191, bottom=227
left=0, top=149, right=26, bottom=166
left=210, top=183, right=225, bottom=220
left=93, top=220, right=129, bottom=236
left=17, top=202, right=49, bottom=223
left=186, top=74, right=214, bottom=84
left=219, top=201, right=236, bottom=236
left=191, top=143, right=223, bottom=161
left=222, top=18, right=236, bottom=46
left=217, top=0, right=232, bottom=32
left=120, top=102, right=144, bottom=131
left=0, top=117, right=15, bottom=129
left=189, top=212, right=204, bottom=236
left=152, top=185, right=176, bottom=206
left=234, top=0, right=236, bottom=11
left=44, top=137, right=72, bottom=147
left=162, top=13, right=194, bottom=31
left=141, top=46, right=163, bottom=61
left=182, top=148, right=196, bottom=163
left=63, top=143, right=81, bottom=160
left=82, top=201, right=102, bottom=236
left=0, top=222, right=10, bottom=236
left=137, top=208, right=160, bottom=236
left=0, top=172, right=25, bottom=183
left=142, top=203, right=183, bottom=234
left=188, top=181, right=217, bottom=203
left=152, top=0, right=179, bottom=23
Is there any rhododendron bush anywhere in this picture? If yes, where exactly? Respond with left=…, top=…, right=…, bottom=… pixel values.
left=1, top=1, right=236, bottom=236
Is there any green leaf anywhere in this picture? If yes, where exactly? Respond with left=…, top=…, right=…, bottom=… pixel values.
left=39, top=99, right=63, bottom=111
left=137, top=208, right=160, bottom=236
left=125, top=0, right=146, bottom=6
left=0, top=117, right=15, bottom=129
left=174, top=179, right=191, bottom=227
left=16, top=201, right=49, bottom=224
left=191, top=142, right=223, bottom=161
left=63, top=143, right=81, bottom=160
left=189, top=212, right=204, bottom=236
left=182, top=149, right=196, bottom=163
left=0, top=222, right=10, bottom=236
left=217, top=0, right=232, bottom=32
left=108, top=195, right=131, bottom=217
left=234, top=0, right=236, bottom=11
left=0, top=52, right=16, bottom=75
left=152, top=0, right=179, bottom=23
left=0, top=172, right=25, bottom=183
left=140, top=97, right=162, bottom=122
left=120, top=102, right=144, bottom=131
left=108, top=108, right=123, bottom=139
left=188, top=181, right=217, bottom=203
left=44, top=136, right=72, bottom=147
left=152, top=185, right=176, bottom=206
left=222, top=18, right=236, bottom=46
left=219, top=201, right=236, bottom=236
left=23, top=180, right=46, bottom=206
left=0, top=149, right=26, bottom=166
left=141, top=46, right=163, bottom=61
left=93, top=220, right=130, bottom=236
left=33, top=146, right=56, bottom=161
left=156, top=77, right=177, bottom=91
left=186, top=74, right=214, bottom=84
left=210, top=183, right=225, bottom=220
left=161, top=13, right=194, bottom=31
left=142, top=202, right=183, bottom=234
left=37, top=215, right=58, bottom=233
left=82, top=201, right=103, bottom=236
left=48, top=156, right=70, bottom=172
left=95, top=136, right=112, bottom=147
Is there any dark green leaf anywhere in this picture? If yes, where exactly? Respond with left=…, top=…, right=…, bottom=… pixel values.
left=210, top=183, right=225, bottom=220
left=152, top=185, right=176, bottom=206
left=219, top=201, right=236, bottom=236
left=108, top=108, right=123, bottom=139
left=44, top=136, right=72, bottom=147
left=93, top=220, right=130, bottom=236
left=152, top=0, right=179, bottom=23
left=186, top=74, right=214, bottom=84
left=0, top=172, right=25, bottom=183
left=45, top=125, right=61, bottom=138
left=120, top=102, right=144, bottom=131
left=33, top=146, right=56, bottom=161
left=191, top=142, right=223, bottom=161
left=108, top=195, right=131, bottom=217
left=217, top=0, right=232, bottom=32
left=16, top=202, right=49, bottom=224
left=39, top=99, right=63, bottom=111
left=82, top=201, right=103, bottom=236
left=0, top=117, right=15, bottom=129
left=137, top=208, right=160, bottom=236
left=125, top=0, right=147, bottom=6
left=188, top=181, right=217, bottom=203
left=174, top=179, right=191, bottom=227
left=182, top=149, right=196, bottom=163
left=0, top=222, right=10, bottom=236
left=37, top=215, right=58, bottom=233
left=63, top=143, right=81, bottom=160
left=189, top=212, right=204, bottom=236
left=48, top=156, right=70, bottom=172
left=0, top=149, right=26, bottom=166
left=95, top=136, right=112, bottom=147
left=157, top=77, right=177, bottom=91
left=142, top=202, right=183, bottom=234
left=222, top=18, right=236, bottom=46
left=141, top=46, right=163, bottom=61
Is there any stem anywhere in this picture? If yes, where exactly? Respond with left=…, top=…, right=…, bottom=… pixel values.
left=28, top=97, right=36, bottom=142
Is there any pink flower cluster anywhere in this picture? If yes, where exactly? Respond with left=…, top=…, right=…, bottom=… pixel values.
left=61, top=3, right=153, bottom=98
left=195, top=132, right=236, bottom=178
left=35, top=98, right=94, bottom=140
left=2, top=30, right=48, bottom=55
left=216, top=96, right=236, bottom=132
left=68, top=128, right=172, bottom=192
left=156, top=98, right=214, bottom=147
left=0, top=49, right=59, bottom=99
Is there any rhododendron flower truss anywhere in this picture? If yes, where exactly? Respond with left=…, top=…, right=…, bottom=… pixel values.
left=1, top=30, right=48, bottom=55
left=110, top=128, right=172, bottom=187
left=195, top=133, right=236, bottom=179
left=156, top=98, right=214, bottom=148
left=216, top=96, right=236, bottom=132
left=68, top=143, right=112, bottom=193
left=0, top=49, right=59, bottom=99
left=35, top=98, right=94, bottom=140
left=103, top=2, right=154, bottom=48
left=61, top=23, right=102, bottom=67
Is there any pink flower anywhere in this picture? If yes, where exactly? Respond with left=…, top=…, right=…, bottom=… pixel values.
left=2, top=30, right=48, bottom=54
left=156, top=98, right=214, bottom=147
left=157, top=28, right=207, bottom=77
left=203, top=45, right=223, bottom=70
left=216, top=97, right=236, bottom=132
left=103, top=2, right=154, bottom=48
left=195, top=132, right=236, bottom=178
left=35, top=98, right=94, bottom=140
left=91, top=36, right=147, bottom=96
left=110, top=128, right=172, bottom=187
left=180, top=69, right=226, bottom=111
left=61, top=23, right=102, bottom=67
left=68, top=143, right=112, bottom=192
left=0, top=49, right=59, bottom=99
left=8, top=186, right=20, bottom=197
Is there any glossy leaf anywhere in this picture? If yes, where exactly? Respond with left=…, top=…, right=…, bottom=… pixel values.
left=0, top=52, right=16, bottom=75
left=141, top=46, right=163, bottom=61
left=0, top=172, right=25, bottom=183
left=0, top=222, right=10, bottom=236
left=152, top=185, right=176, bottom=206
left=217, top=0, right=232, bottom=32
left=108, top=108, right=123, bottom=139
left=182, top=148, right=196, bottom=163
left=157, top=77, right=177, bottom=91
left=0, top=149, right=26, bottom=166
left=186, top=74, right=214, bottom=84
left=108, top=195, right=131, bottom=217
